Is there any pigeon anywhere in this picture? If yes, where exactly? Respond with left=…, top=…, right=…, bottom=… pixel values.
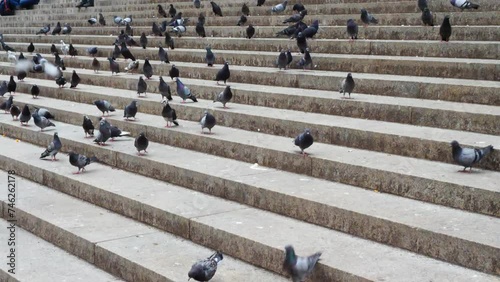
left=286, top=49, right=293, bottom=68
left=272, top=0, right=288, bottom=13
left=143, top=58, right=153, bottom=79
left=7, top=76, right=16, bottom=95
left=94, top=118, right=111, bottom=145
left=34, top=107, right=55, bottom=119
left=69, top=152, right=98, bottom=174
left=70, top=70, right=80, bottom=88
left=125, top=23, right=134, bottom=37
left=158, top=4, right=167, bottom=17
left=32, top=112, right=56, bottom=131
left=88, top=17, right=97, bottom=25
left=277, top=25, right=298, bottom=38
left=297, top=48, right=312, bottom=70
left=109, top=123, right=131, bottom=140
left=19, top=104, right=31, bottom=125
left=161, top=98, right=179, bottom=127
left=91, top=58, right=101, bottom=73
left=108, top=57, right=120, bottom=75
left=40, top=132, right=62, bottom=161
left=450, top=0, right=479, bottom=10
left=418, top=0, right=428, bottom=11
left=52, top=22, right=61, bottom=35
left=210, top=1, right=223, bottom=16
left=54, top=53, right=64, bottom=69
left=36, top=24, right=51, bottom=35
left=55, top=75, right=67, bottom=88
left=193, top=0, right=201, bottom=9
left=347, top=19, right=358, bottom=40
left=283, top=10, right=307, bottom=24
left=339, top=73, right=355, bottom=99
left=440, top=16, right=452, bottom=42
left=121, top=15, right=133, bottom=25
left=196, top=21, right=206, bottom=37
left=120, top=42, right=135, bottom=61
left=114, top=16, right=123, bottom=26
left=360, top=8, right=378, bottom=26
left=140, top=32, right=148, bottom=49
left=188, top=251, right=224, bottom=282
left=302, top=20, right=319, bottom=39
left=99, top=13, right=106, bottom=25
left=257, top=0, right=265, bottom=6
left=62, top=23, right=72, bottom=35
left=1, top=41, right=15, bottom=52
left=82, top=115, right=94, bottom=137
left=215, top=62, right=230, bottom=85
left=165, top=32, right=175, bottom=49
left=9, top=104, right=20, bottom=120
left=112, top=44, right=121, bottom=59
left=421, top=8, right=434, bottom=26
left=87, top=46, right=98, bottom=57
left=159, top=76, right=173, bottom=101
left=451, top=141, right=493, bottom=172
left=123, top=100, right=138, bottom=120
left=172, top=25, right=187, bottom=37
left=294, top=129, right=314, bottom=156
left=293, top=3, right=306, bottom=12
left=169, top=64, right=180, bottom=80
left=168, top=4, right=176, bottom=17
left=296, top=32, right=307, bottom=54
left=241, top=3, right=250, bottom=16
left=27, top=42, right=35, bottom=53
left=175, top=78, right=198, bottom=103
left=17, top=70, right=27, bottom=82
left=60, top=40, right=69, bottom=56
left=125, top=59, right=139, bottom=73
left=7, top=51, right=17, bottom=64
left=198, top=13, right=206, bottom=26
left=277, top=50, right=288, bottom=70
left=68, top=44, right=78, bottom=57
left=158, top=46, right=170, bottom=64
left=0, top=81, right=8, bottom=97
left=213, top=86, right=233, bottom=108
left=30, top=84, right=40, bottom=98
left=0, top=96, right=13, bottom=113
left=152, top=22, right=163, bottom=36
left=205, top=46, right=215, bottom=67
left=137, top=76, right=147, bottom=96
left=200, top=110, right=216, bottom=134
left=50, top=44, right=58, bottom=55
left=246, top=24, right=255, bottom=39
left=237, top=14, right=247, bottom=26
left=134, top=133, right=149, bottom=155
left=94, top=100, right=115, bottom=116
left=283, top=245, right=322, bottom=282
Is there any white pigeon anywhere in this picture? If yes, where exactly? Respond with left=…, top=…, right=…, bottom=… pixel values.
left=121, top=15, right=132, bottom=25
left=60, top=40, right=69, bottom=56
left=7, top=51, right=17, bottom=64
left=172, top=25, right=186, bottom=36
left=124, top=59, right=139, bottom=72
left=40, top=60, right=60, bottom=78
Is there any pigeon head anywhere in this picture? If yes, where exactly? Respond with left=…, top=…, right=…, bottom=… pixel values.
left=283, top=245, right=297, bottom=265
left=360, top=8, right=367, bottom=15
left=444, top=15, right=450, bottom=21
left=139, top=132, right=146, bottom=138
left=131, top=100, right=138, bottom=106
left=304, top=129, right=311, bottom=135
left=450, top=140, right=460, bottom=148
left=347, top=73, right=353, bottom=78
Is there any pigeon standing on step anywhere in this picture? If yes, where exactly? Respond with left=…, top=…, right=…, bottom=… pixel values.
left=242, top=3, right=250, bottom=15
left=339, top=73, right=355, bottom=99
left=277, top=49, right=288, bottom=70
left=161, top=98, right=179, bottom=127
left=159, top=76, right=172, bottom=101
left=62, top=23, right=72, bottom=35
left=7, top=75, right=16, bottom=95
left=7, top=51, right=17, bottom=64
left=205, top=46, right=215, bottom=66
left=114, top=16, right=123, bottom=26
left=120, top=42, right=136, bottom=61
left=68, top=44, right=78, bottom=57
left=293, top=3, right=306, bottom=12
left=94, top=118, right=111, bottom=145
left=193, top=0, right=201, bottom=9
left=134, top=132, right=149, bottom=155
left=108, top=57, right=120, bottom=75
left=418, top=0, right=428, bottom=11
left=125, top=59, right=139, bottom=73
left=297, top=48, right=312, bottom=70
left=157, top=4, right=167, bottom=18
left=294, top=129, right=314, bottom=156
left=125, top=23, right=134, bottom=37
left=165, top=32, right=175, bottom=49
left=50, top=44, right=58, bottom=55
left=360, top=8, right=378, bottom=26
left=169, top=64, right=179, bottom=80
left=286, top=49, right=293, bottom=69
left=215, top=62, right=230, bottom=85
left=0, top=81, right=7, bottom=97
left=200, top=110, right=216, bottom=134
left=70, top=70, right=81, bottom=88
left=52, top=22, right=61, bottom=35
left=283, top=10, right=307, bottom=24
left=272, top=0, right=288, bottom=13
left=0, top=96, right=14, bottom=113
left=175, top=78, right=198, bottom=103
left=92, top=58, right=101, bottom=73
left=440, top=16, right=452, bottom=42
left=421, top=8, right=434, bottom=26
left=40, top=132, right=62, bottom=161
left=158, top=46, right=170, bottom=64
left=94, top=100, right=115, bottom=116
left=347, top=19, right=358, bottom=41
left=32, top=113, right=56, bottom=131
left=450, top=0, right=479, bottom=10
left=237, top=14, right=247, bottom=26
left=69, top=151, right=98, bottom=174
left=137, top=76, right=148, bottom=96
left=296, top=32, right=307, bottom=54
left=55, top=75, right=67, bottom=88
left=34, top=108, right=55, bottom=119
left=451, top=141, right=493, bottom=172
left=36, top=24, right=51, bottom=35
left=257, top=0, right=265, bottom=6
left=246, top=24, right=255, bottom=39
left=172, top=25, right=187, bottom=37
left=140, top=32, right=148, bottom=49
left=210, top=1, right=223, bottom=16
left=213, top=85, right=233, bottom=108
left=124, top=100, right=138, bottom=120
left=9, top=104, right=20, bottom=120
left=152, top=22, right=163, bottom=36
left=188, top=251, right=224, bottom=282
left=17, top=70, right=27, bottom=82
left=99, top=13, right=106, bottom=25
left=283, top=245, right=322, bottom=282
left=143, top=58, right=153, bottom=79
left=302, top=20, right=319, bottom=39
left=60, top=40, right=69, bottom=56
left=27, top=42, right=35, bottom=53
left=87, top=47, right=98, bottom=57
left=88, top=17, right=97, bottom=25
left=168, top=4, right=176, bottom=17
left=82, top=115, right=94, bottom=137
left=19, top=104, right=31, bottom=125
left=196, top=21, right=206, bottom=38
left=30, top=84, right=40, bottom=98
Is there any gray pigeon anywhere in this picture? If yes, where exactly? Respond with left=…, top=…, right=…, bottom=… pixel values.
left=188, top=251, right=223, bottom=282
left=159, top=76, right=173, bottom=101
left=283, top=245, right=322, bottom=282
left=32, top=113, right=56, bottom=131
left=124, top=100, right=138, bottom=120
left=94, top=118, right=112, bottom=145
left=134, top=132, right=149, bottom=155
left=69, top=151, right=98, bottom=174
left=277, top=50, right=288, bottom=70
left=294, top=129, right=314, bottom=156
left=108, top=57, right=120, bottom=75
left=360, top=8, right=378, bottom=26
left=421, top=8, right=434, bottom=26
left=175, top=78, right=198, bottom=103
left=161, top=98, right=179, bottom=127
left=36, top=24, right=51, bottom=35
left=297, top=48, right=312, bottom=70
left=347, top=19, right=358, bottom=40
left=213, top=86, right=232, bottom=108
left=62, top=23, right=72, bottom=35
left=40, top=132, right=62, bottom=161
left=94, top=99, right=115, bottom=116
left=82, top=115, right=94, bottom=137
left=137, top=76, right=147, bottom=96
left=205, top=45, right=215, bottom=67
left=0, top=81, right=7, bottom=97
left=451, top=141, right=493, bottom=172
left=19, top=104, right=31, bottom=125
left=193, top=0, right=201, bottom=8
left=34, top=107, right=55, bottom=119
left=272, top=0, right=288, bottom=13
left=339, top=73, right=355, bottom=99
left=215, top=62, right=230, bottom=85
left=114, top=16, right=123, bottom=26
left=140, top=32, right=148, bottom=49
left=158, top=46, right=170, bottom=63
left=200, top=110, right=216, bottom=134
left=92, top=58, right=101, bottom=73
left=0, top=96, right=13, bottom=113
left=143, top=58, right=153, bottom=79
left=9, top=105, right=20, bottom=120
left=418, top=0, right=428, bottom=11
left=87, top=46, right=98, bottom=56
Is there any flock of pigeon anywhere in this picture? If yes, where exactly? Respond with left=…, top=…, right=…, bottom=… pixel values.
left=0, top=0, right=495, bottom=280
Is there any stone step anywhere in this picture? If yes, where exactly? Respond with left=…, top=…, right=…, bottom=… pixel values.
left=2, top=25, right=498, bottom=41
left=0, top=218, right=122, bottom=282
left=0, top=170, right=288, bottom=282
left=4, top=75, right=500, bottom=171
left=5, top=34, right=499, bottom=60
left=0, top=132, right=499, bottom=277
left=1, top=93, right=499, bottom=218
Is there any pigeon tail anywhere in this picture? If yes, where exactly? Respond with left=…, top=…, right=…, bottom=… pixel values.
left=119, top=131, right=132, bottom=137
left=190, top=96, right=198, bottom=102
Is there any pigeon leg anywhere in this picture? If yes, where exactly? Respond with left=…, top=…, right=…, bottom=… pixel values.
left=52, top=156, right=58, bottom=161
left=181, top=100, right=186, bottom=104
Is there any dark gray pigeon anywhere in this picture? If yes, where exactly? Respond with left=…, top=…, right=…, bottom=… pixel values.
left=34, top=108, right=55, bottom=119
left=134, top=132, right=149, bottom=155
left=282, top=10, right=307, bottom=24
left=418, top=0, right=428, bottom=11
left=205, top=46, right=215, bottom=66
left=246, top=24, right=255, bottom=39
left=19, top=104, right=31, bottom=125
left=339, top=73, right=355, bottom=99
left=175, top=78, right=198, bottom=103
left=302, top=20, right=319, bottom=39
left=159, top=76, right=173, bottom=101
left=196, top=21, right=206, bottom=37
left=242, top=3, right=250, bottom=16
left=168, top=4, right=177, bottom=17
left=113, top=44, right=121, bottom=59
left=108, top=57, right=120, bottom=75
left=294, top=129, right=314, bottom=156
left=0, top=81, right=7, bottom=97
left=99, top=13, right=106, bottom=25
left=213, top=86, right=232, bottom=108
left=69, top=151, right=98, bottom=174
left=87, top=46, right=98, bottom=56
left=40, top=132, right=62, bottom=161
left=94, top=99, right=115, bottom=116
left=283, top=245, right=322, bottom=282
left=286, top=49, right=293, bottom=68
left=200, top=110, right=216, bottom=134
left=36, top=24, right=51, bottom=35
left=70, top=70, right=80, bottom=88
left=272, top=0, right=288, bottom=13
left=109, top=123, right=131, bottom=140
left=124, top=100, right=138, bottom=120
left=62, top=23, right=72, bottom=35
left=30, top=84, right=40, bottom=98
left=92, top=58, right=101, bottom=73
left=297, top=48, right=312, bottom=70
left=32, top=113, right=56, bottom=131
left=10, top=105, right=20, bottom=120
left=237, top=14, right=247, bottom=26
left=193, top=0, right=201, bottom=8
left=137, top=76, right=147, bottom=96
left=188, top=251, right=223, bottom=282
left=7, top=75, right=16, bottom=95
left=140, top=32, right=148, bottom=49
left=451, top=141, right=493, bottom=172
left=82, top=115, right=94, bottom=137
left=94, top=118, right=111, bottom=145
left=161, top=98, right=179, bottom=127
left=210, top=1, right=223, bottom=16
left=27, top=42, right=35, bottom=53
left=52, top=22, right=61, bottom=35
left=143, top=58, right=153, bottom=79
left=440, top=16, right=452, bottom=42
left=158, top=46, right=170, bottom=63
left=360, top=8, right=378, bottom=26
left=296, top=32, right=307, bottom=54
left=169, top=64, right=179, bottom=80
left=347, top=19, right=358, bottom=40
left=215, top=62, right=230, bottom=85
left=0, top=96, right=14, bottom=113
left=152, top=22, right=163, bottom=36
left=421, top=8, right=434, bottom=26
left=157, top=4, right=167, bottom=17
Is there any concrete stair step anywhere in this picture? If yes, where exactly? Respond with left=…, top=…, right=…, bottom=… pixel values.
left=1, top=94, right=499, bottom=217
left=4, top=75, right=500, bottom=171
left=2, top=25, right=498, bottom=41
left=4, top=34, right=499, bottom=60
left=0, top=171, right=287, bottom=282
left=0, top=218, right=122, bottom=282
left=0, top=137, right=498, bottom=277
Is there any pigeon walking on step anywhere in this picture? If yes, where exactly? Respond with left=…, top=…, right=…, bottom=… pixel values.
left=140, top=32, right=148, bottom=49
left=137, top=76, right=148, bottom=96
left=9, top=105, right=20, bottom=120
left=120, top=42, right=135, bottom=61
left=277, top=49, right=288, bottom=70
left=246, top=24, right=255, bottom=39
left=94, top=100, right=115, bottom=116
left=283, top=245, right=322, bottom=282
left=108, top=57, right=120, bottom=75
left=272, top=0, right=288, bottom=13
left=143, top=58, right=153, bottom=79
left=36, top=24, right=51, bottom=35
left=159, top=76, right=172, bottom=101
left=297, top=48, right=312, bottom=70
left=161, top=98, right=179, bottom=127
left=213, top=86, right=232, bottom=108
left=347, top=19, right=358, bottom=41
left=158, top=46, right=170, bottom=64
left=450, top=0, right=479, bottom=10
left=205, top=45, right=215, bottom=66
left=200, top=110, right=216, bottom=134
left=69, top=151, right=98, bottom=174
left=210, top=1, right=223, bottom=16
left=339, top=73, right=355, bottom=99
left=52, top=22, right=61, bottom=35
left=7, top=75, right=16, bottom=95
left=215, top=62, right=230, bottom=85
left=20, top=105, right=32, bottom=125
left=418, top=0, right=428, bottom=11
left=294, top=129, right=314, bottom=156
left=360, top=8, right=378, bottom=26
left=421, top=8, right=434, bottom=26
left=175, top=78, right=198, bottom=103
left=169, top=64, right=179, bottom=80
left=440, top=16, right=452, bottom=42
left=134, top=132, right=149, bottom=156
left=188, top=251, right=224, bottom=282
left=94, top=118, right=111, bottom=145
left=32, top=113, right=56, bottom=131
left=124, top=100, right=138, bottom=120
left=40, top=132, right=62, bottom=161
left=0, top=96, right=14, bottom=113
left=82, top=115, right=94, bottom=137
left=70, top=70, right=81, bottom=88
left=451, top=141, right=493, bottom=172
